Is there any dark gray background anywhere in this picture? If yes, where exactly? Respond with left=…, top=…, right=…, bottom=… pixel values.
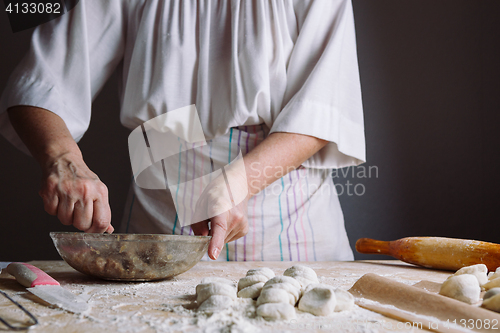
left=1, top=1, right=499, bottom=262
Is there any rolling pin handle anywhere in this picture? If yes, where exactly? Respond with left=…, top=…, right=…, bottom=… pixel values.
left=355, top=238, right=392, bottom=255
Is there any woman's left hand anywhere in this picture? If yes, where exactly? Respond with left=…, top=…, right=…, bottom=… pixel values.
left=191, top=196, right=249, bottom=260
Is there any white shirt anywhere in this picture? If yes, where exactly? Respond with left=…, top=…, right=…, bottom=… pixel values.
left=0, top=0, right=365, bottom=261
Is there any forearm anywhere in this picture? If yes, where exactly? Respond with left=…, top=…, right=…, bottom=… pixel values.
left=243, top=132, right=328, bottom=197
left=7, top=105, right=112, bottom=233
left=8, top=105, right=82, bottom=167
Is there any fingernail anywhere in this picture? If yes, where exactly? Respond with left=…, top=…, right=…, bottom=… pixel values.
left=211, top=247, right=220, bottom=259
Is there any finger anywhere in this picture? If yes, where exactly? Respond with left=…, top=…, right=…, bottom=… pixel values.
left=208, top=214, right=228, bottom=260
left=39, top=190, right=59, bottom=216
left=224, top=210, right=248, bottom=243
left=226, top=231, right=246, bottom=244
left=105, top=224, right=114, bottom=234
left=72, top=199, right=93, bottom=231
left=86, top=199, right=111, bottom=233
left=57, top=196, right=74, bottom=226
left=191, top=220, right=210, bottom=236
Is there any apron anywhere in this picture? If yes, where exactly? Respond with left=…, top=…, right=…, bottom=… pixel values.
left=120, top=125, right=354, bottom=261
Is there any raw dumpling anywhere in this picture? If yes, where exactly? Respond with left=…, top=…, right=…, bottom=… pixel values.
left=488, top=267, right=500, bottom=281
left=197, top=295, right=233, bottom=313
left=200, top=277, right=235, bottom=286
left=439, top=274, right=481, bottom=304
left=453, top=264, right=488, bottom=286
left=484, top=288, right=500, bottom=300
left=256, top=274, right=301, bottom=320
left=196, top=282, right=237, bottom=309
left=298, top=285, right=336, bottom=316
left=256, top=302, right=296, bottom=321
left=482, top=293, right=500, bottom=313
left=283, top=265, right=319, bottom=289
left=257, top=287, right=296, bottom=306
left=238, top=282, right=265, bottom=299
left=262, top=282, right=301, bottom=304
left=237, top=267, right=275, bottom=299
left=333, top=288, right=355, bottom=312
left=246, top=267, right=275, bottom=279
left=483, top=278, right=500, bottom=291
left=264, top=276, right=302, bottom=290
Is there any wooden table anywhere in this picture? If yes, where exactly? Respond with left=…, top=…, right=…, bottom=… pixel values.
left=0, top=260, right=452, bottom=332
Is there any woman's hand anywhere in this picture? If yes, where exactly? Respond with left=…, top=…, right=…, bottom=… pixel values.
left=191, top=196, right=249, bottom=260
left=41, top=153, right=113, bottom=233
left=8, top=106, right=113, bottom=233
left=191, top=159, right=249, bottom=260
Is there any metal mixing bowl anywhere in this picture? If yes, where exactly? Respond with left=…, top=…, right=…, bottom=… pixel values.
left=50, top=232, right=211, bottom=281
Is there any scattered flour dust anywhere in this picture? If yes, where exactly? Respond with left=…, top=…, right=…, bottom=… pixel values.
left=1, top=269, right=403, bottom=332
left=60, top=274, right=387, bottom=333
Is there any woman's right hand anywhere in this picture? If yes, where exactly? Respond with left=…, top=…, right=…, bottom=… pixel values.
left=8, top=106, right=113, bottom=234
left=40, top=153, right=113, bottom=233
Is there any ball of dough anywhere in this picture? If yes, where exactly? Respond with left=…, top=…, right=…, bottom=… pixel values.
left=237, top=267, right=275, bottom=299
left=482, top=293, right=500, bottom=313
left=488, top=267, right=500, bottom=280
left=257, top=287, right=295, bottom=306
left=454, top=264, right=489, bottom=286
left=439, top=274, right=481, bottom=304
left=196, top=282, right=237, bottom=304
left=264, top=276, right=302, bottom=291
left=238, top=282, right=265, bottom=299
left=334, top=288, right=355, bottom=312
left=283, top=265, right=319, bottom=289
left=200, top=277, right=235, bottom=286
left=484, top=288, right=500, bottom=301
left=246, top=267, right=275, bottom=280
left=238, top=275, right=268, bottom=291
left=262, top=282, right=301, bottom=304
left=256, top=303, right=296, bottom=321
left=483, top=278, right=500, bottom=291
left=197, top=295, right=233, bottom=313
left=298, top=285, right=336, bottom=316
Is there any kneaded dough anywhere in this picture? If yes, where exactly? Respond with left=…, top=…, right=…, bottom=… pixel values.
left=488, top=267, right=500, bottom=280
left=237, top=267, right=275, bottom=299
left=238, top=282, right=265, bottom=299
left=197, top=295, right=233, bottom=313
left=262, top=282, right=301, bottom=304
left=483, top=278, right=500, bottom=291
left=298, top=285, right=336, bottom=316
left=484, top=288, right=500, bottom=301
left=333, top=288, right=355, bottom=312
left=439, top=274, right=481, bottom=304
left=454, top=264, right=489, bottom=286
left=284, top=265, right=319, bottom=288
left=200, top=277, right=235, bottom=286
left=302, top=284, right=354, bottom=313
left=246, top=267, right=275, bottom=280
left=264, top=276, right=302, bottom=291
left=238, top=275, right=268, bottom=291
left=482, top=293, right=500, bottom=313
left=256, top=303, right=296, bottom=321
left=257, top=287, right=295, bottom=306
left=196, top=282, right=237, bottom=304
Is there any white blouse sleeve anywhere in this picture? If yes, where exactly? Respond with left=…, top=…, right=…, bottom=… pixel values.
left=0, top=1, right=127, bottom=154
left=270, top=0, right=365, bottom=169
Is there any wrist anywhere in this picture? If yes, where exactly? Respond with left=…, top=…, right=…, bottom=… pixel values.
left=40, top=148, right=83, bottom=173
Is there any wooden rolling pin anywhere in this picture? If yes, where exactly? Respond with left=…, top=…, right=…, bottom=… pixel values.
left=356, top=237, right=500, bottom=271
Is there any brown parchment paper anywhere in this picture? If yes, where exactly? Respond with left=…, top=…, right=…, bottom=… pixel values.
left=349, top=273, right=500, bottom=333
